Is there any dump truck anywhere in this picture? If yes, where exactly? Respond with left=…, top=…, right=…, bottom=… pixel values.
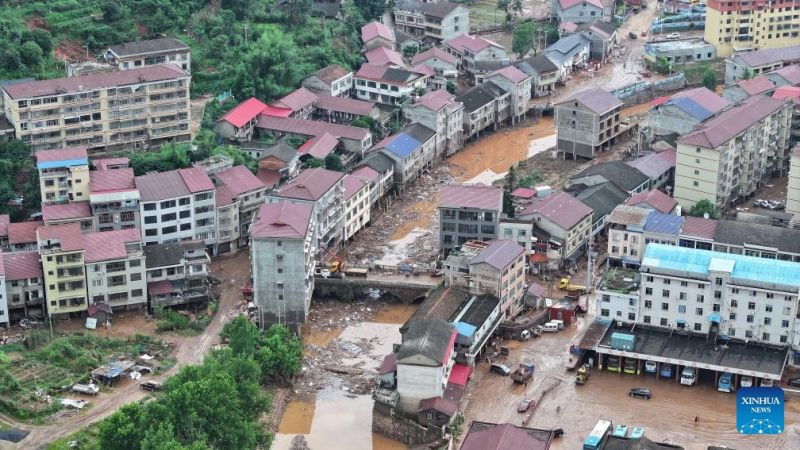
left=559, top=277, right=587, bottom=293
left=511, top=362, right=535, bottom=384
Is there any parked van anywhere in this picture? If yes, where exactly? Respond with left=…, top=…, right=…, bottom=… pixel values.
left=659, top=363, right=674, bottom=378
left=760, top=378, right=774, bottom=387
left=718, top=373, right=733, bottom=392
left=541, top=322, right=559, bottom=332
left=623, top=358, right=637, bottom=375
left=644, top=360, right=657, bottom=373
left=740, top=376, right=753, bottom=388
left=607, top=356, right=620, bottom=373
left=680, top=367, right=697, bottom=386
left=551, top=320, right=565, bottom=330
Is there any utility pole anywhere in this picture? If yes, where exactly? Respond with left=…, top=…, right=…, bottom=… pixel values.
left=243, top=17, right=250, bottom=46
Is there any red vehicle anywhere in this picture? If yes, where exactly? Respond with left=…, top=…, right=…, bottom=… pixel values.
left=517, top=398, right=535, bottom=413
left=241, top=285, right=253, bottom=296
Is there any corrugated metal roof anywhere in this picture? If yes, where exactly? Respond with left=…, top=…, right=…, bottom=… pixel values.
left=273, top=167, right=343, bottom=201
left=625, top=189, right=678, bottom=214
left=218, top=97, right=268, bottom=128
left=559, top=87, right=622, bottom=114
left=376, top=132, right=422, bottom=158
left=678, top=95, right=787, bottom=148
left=90, top=168, right=136, bottom=194
left=2, top=251, right=42, bottom=280
left=275, top=87, right=318, bottom=112
left=8, top=221, right=42, bottom=244
left=671, top=96, right=713, bottom=121
left=470, top=239, right=525, bottom=270
left=361, top=21, right=395, bottom=43
left=35, top=147, right=88, bottom=164
left=36, top=223, right=84, bottom=252
left=439, top=184, right=503, bottom=210
left=214, top=165, right=265, bottom=196
left=84, top=228, right=141, bottom=262
left=643, top=212, right=684, bottom=235
left=680, top=216, right=718, bottom=240
left=519, top=192, right=592, bottom=230
left=607, top=205, right=650, bottom=227
left=136, top=171, right=190, bottom=202
left=365, top=46, right=407, bottom=68
left=251, top=201, right=313, bottom=239
left=42, top=202, right=92, bottom=222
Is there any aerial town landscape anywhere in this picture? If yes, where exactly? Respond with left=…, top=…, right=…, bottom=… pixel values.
left=1, top=0, right=800, bottom=449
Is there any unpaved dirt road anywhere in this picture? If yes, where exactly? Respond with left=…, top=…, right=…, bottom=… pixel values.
left=0, top=251, right=250, bottom=449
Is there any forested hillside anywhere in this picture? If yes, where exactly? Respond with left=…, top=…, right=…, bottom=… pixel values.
left=0, top=0, right=383, bottom=101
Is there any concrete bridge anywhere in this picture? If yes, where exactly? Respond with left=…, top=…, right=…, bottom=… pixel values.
left=313, top=277, right=440, bottom=303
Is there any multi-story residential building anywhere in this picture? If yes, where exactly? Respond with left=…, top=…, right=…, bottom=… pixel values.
left=485, top=66, right=531, bottom=125
left=212, top=165, right=267, bottom=250
left=646, top=87, right=731, bottom=141
left=568, top=20, right=618, bottom=62
left=84, top=228, right=146, bottom=310
left=626, top=149, right=677, bottom=192
left=403, top=90, right=464, bottom=158
left=567, top=181, right=629, bottom=236
left=722, top=65, right=800, bottom=102
left=2, top=65, right=191, bottom=153
left=144, top=240, right=210, bottom=309
left=596, top=267, right=640, bottom=322
left=552, top=0, right=608, bottom=24
left=107, top=37, right=190, bottom=72
left=213, top=184, right=240, bottom=256
left=570, top=160, right=651, bottom=195
left=42, top=202, right=94, bottom=233
left=772, top=83, right=800, bottom=149
left=467, top=239, right=526, bottom=316
left=456, top=81, right=510, bottom=140
left=135, top=168, right=217, bottom=250
left=255, top=115, right=373, bottom=157
left=365, top=46, right=408, bottom=69
left=639, top=244, right=800, bottom=347
left=643, top=39, right=716, bottom=67
left=274, top=88, right=318, bottom=120
left=89, top=167, right=140, bottom=231
left=37, top=223, right=88, bottom=317
left=372, top=123, right=437, bottom=191
left=555, top=87, right=623, bottom=159
left=518, top=192, right=593, bottom=268
left=356, top=152, right=396, bottom=203
left=515, top=55, right=559, bottom=98
left=343, top=174, right=371, bottom=241
left=444, top=34, right=509, bottom=81
left=361, top=21, right=396, bottom=51
left=354, top=63, right=428, bottom=106
left=411, top=48, right=459, bottom=78
left=349, top=165, right=383, bottom=209
left=725, top=45, right=800, bottom=83
left=705, top=1, right=800, bottom=58
left=606, top=205, right=650, bottom=267
left=790, top=146, right=800, bottom=227
left=674, top=95, right=793, bottom=211
left=266, top=168, right=344, bottom=253
left=36, top=147, right=90, bottom=205
left=394, top=1, right=470, bottom=43
left=0, top=214, right=8, bottom=248
left=215, top=97, right=272, bottom=143
left=544, top=34, right=591, bottom=81
left=302, top=64, right=354, bottom=98
left=251, top=201, right=316, bottom=331
left=1, top=251, right=44, bottom=323
left=5, top=221, right=42, bottom=253
left=498, top=218, right=535, bottom=254
left=438, top=184, right=502, bottom=255
left=313, top=95, right=380, bottom=125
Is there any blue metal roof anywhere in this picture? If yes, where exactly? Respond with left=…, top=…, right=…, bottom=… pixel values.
left=642, top=244, right=800, bottom=288
left=383, top=133, right=422, bottom=158
left=454, top=321, right=477, bottom=337
left=671, top=97, right=713, bottom=121
left=643, top=212, right=684, bottom=235
left=36, top=158, right=88, bottom=170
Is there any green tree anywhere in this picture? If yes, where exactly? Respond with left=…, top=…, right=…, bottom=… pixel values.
left=324, top=153, right=344, bottom=172
left=512, top=21, right=536, bottom=58
left=0, top=48, right=21, bottom=72
left=701, top=68, right=718, bottom=91
left=221, top=315, right=262, bottom=356
left=743, top=69, right=753, bottom=80
left=688, top=199, right=720, bottom=219
left=446, top=81, right=456, bottom=94
left=19, top=41, right=43, bottom=67
left=257, top=325, right=302, bottom=383
left=497, top=0, right=510, bottom=11
left=23, top=29, right=54, bottom=54
left=101, top=2, right=125, bottom=22
left=503, top=165, right=516, bottom=217
left=303, top=157, right=324, bottom=169
left=353, top=0, right=386, bottom=20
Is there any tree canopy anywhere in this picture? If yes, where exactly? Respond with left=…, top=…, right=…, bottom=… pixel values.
left=687, top=199, right=720, bottom=219
left=512, top=21, right=536, bottom=58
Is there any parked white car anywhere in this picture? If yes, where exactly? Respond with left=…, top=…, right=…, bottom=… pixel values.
left=666, top=33, right=680, bottom=40
left=740, top=376, right=753, bottom=388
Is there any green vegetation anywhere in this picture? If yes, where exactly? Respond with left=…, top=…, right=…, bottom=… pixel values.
left=701, top=67, right=718, bottom=91
left=324, top=153, right=344, bottom=172
left=54, top=318, right=302, bottom=449
left=0, top=140, right=41, bottom=221
left=503, top=165, right=516, bottom=217
left=127, top=130, right=257, bottom=175
left=512, top=20, right=536, bottom=58
left=516, top=170, right=543, bottom=188
left=0, top=333, right=170, bottom=420
left=154, top=307, right=211, bottom=335
left=688, top=199, right=720, bottom=219
left=302, top=157, right=325, bottom=169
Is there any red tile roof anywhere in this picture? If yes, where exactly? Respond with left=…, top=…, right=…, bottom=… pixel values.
left=147, top=280, right=175, bottom=295
left=673, top=87, right=731, bottom=114
left=445, top=34, right=502, bottom=53
left=35, top=147, right=88, bottom=164
left=560, top=0, right=603, bottom=8
left=365, top=46, right=407, bottom=68
left=411, top=63, right=434, bottom=76
left=251, top=201, right=314, bottom=239
left=298, top=132, right=339, bottom=159
left=471, top=239, right=525, bottom=270
left=412, top=47, right=457, bottom=66
left=775, top=65, right=800, bottom=85
left=275, top=167, right=344, bottom=201
left=259, top=104, right=293, bottom=118
left=350, top=165, right=381, bottom=183
left=460, top=422, right=551, bottom=450
left=361, top=21, right=395, bottom=43
left=737, top=75, right=775, bottom=95
left=90, top=168, right=136, bottom=194
left=680, top=216, right=718, bottom=240
left=418, top=397, right=457, bottom=416
left=8, top=221, right=43, bottom=245
left=2, top=251, right=42, bottom=280
left=559, top=21, right=579, bottom=32
left=343, top=174, right=368, bottom=201
left=625, top=190, right=677, bottom=214
left=488, top=65, right=530, bottom=83
left=519, top=192, right=592, bottom=230
left=414, top=90, right=458, bottom=112
left=315, top=95, right=375, bottom=116
left=378, top=353, right=398, bottom=375
left=256, top=169, right=282, bottom=189
left=679, top=95, right=787, bottom=148
left=218, top=97, right=268, bottom=128
left=626, top=149, right=676, bottom=179
left=439, top=185, right=503, bottom=211
left=84, top=228, right=141, bottom=262
left=215, top=184, right=237, bottom=207
left=274, top=87, right=318, bottom=112
left=136, top=171, right=190, bottom=201
left=214, top=165, right=266, bottom=196
left=42, top=202, right=92, bottom=222
left=773, top=86, right=800, bottom=100
left=37, top=223, right=84, bottom=252
left=511, top=187, right=536, bottom=199
left=255, top=115, right=370, bottom=141
left=0, top=214, right=9, bottom=236
left=178, top=167, right=215, bottom=193
left=4, top=65, right=187, bottom=100
left=92, top=157, right=130, bottom=170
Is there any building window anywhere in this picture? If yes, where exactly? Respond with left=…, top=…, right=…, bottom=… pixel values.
left=663, top=279, right=671, bottom=285
left=697, top=294, right=704, bottom=303
left=780, top=335, right=788, bottom=343
left=748, top=302, right=755, bottom=310
left=661, top=302, right=669, bottom=311
left=762, top=333, right=770, bottom=341
left=714, top=291, right=722, bottom=299
left=660, top=318, right=668, bottom=326
left=132, top=289, right=143, bottom=297
left=694, top=323, right=702, bottom=331
left=678, top=305, right=686, bottom=313
left=662, top=290, right=669, bottom=298
left=783, top=320, right=790, bottom=328
left=680, top=281, right=688, bottom=287
left=730, top=312, right=736, bottom=320
left=645, top=287, right=652, bottom=295
left=731, top=299, right=737, bottom=308
left=715, top=277, right=722, bottom=286
left=144, top=203, right=156, bottom=211
left=643, top=316, right=651, bottom=324
left=601, top=309, right=609, bottom=317
left=679, top=292, right=687, bottom=300
left=746, top=315, right=754, bottom=323
left=764, top=317, right=771, bottom=325
left=696, top=307, right=703, bottom=315
left=644, top=300, right=652, bottom=309
left=745, top=330, right=753, bottom=338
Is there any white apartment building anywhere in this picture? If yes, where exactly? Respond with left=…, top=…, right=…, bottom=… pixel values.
left=354, top=63, right=428, bottom=106
left=136, top=168, right=216, bottom=250
left=1, top=252, right=44, bottom=322
left=596, top=268, right=641, bottom=323
left=84, top=228, right=147, bottom=310
left=485, top=66, right=532, bottom=125
left=212, top=165, right=267, bottom=249
left=251, top=201, right=316, bottom=331
left=213, top=185, right=240, bottom=256
left=343, top=175, right=371, bottom=242
left=302, top=64, right=354, bottom=98
left=89, top=167, right=140, bottom=231
left=144, top=240, right=210, bottom=309
left=466, top=239, right=527, bottom=317
left=606, top=205, right=654, bottom=267
left=403, top=90, right=464, bottom=158
left=789, top=146, right=800, bottom=228
left=639, top=244, right=800, bottom=348
left=266, top=168, right=344, bottom=254
left=107, top=37, right=191, bottom=72
left=498, top=219, right=535, bottom=254
left=36, top=147, right=90, bottom=205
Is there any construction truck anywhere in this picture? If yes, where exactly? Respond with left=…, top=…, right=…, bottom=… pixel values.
left=510, top=362, right=535, bottom=385
left=560, top=277, right=587, bottom=294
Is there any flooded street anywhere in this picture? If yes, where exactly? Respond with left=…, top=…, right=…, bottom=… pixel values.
left=463, top=314, right=800, bottom=450
left=273, top=301, right=417, bottom=450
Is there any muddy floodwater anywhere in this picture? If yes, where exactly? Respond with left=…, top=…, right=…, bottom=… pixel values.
left=274, top=303, right=414, bottom=450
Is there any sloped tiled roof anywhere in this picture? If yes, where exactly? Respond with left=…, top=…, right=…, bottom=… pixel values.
left=218, top=97, right=268, bottom=128
left=772, top=85, right=800, bottom=100
left=178, top=167, right=215, bottom=193
left=625, top=189, right=678, bottom=214
left=461, top=421, right=552, bottom=450
left=678, top=95, right=787, bottom=148
left=350, top=165, right=381, bottom=183
left=418, top=397, right=457, bottom=416
left=136, top=171, right=189, bottom=202
left=455, top=81, right=506, bottom=113
left=572, top=182, right=629, bottom=220
left=412, top=47, right=458, bottom=66
left=8, top=221, right=42, bottom=245
left=215, top=184, right=237, bottom=207
left=92, top=157, right=130, bottom=170
left=2, top=251, right=42, bottom=280
left=737, top=75, right=775, bottom=96
left=255, top=115, right=371, bottom=141
left=445, top=34, right=502, bottom=53
left=361, top=21, right=395, bottom=43
left=559, top=87, right=622, bottom=114
left=84, top=228, right=141, bottom=262
left=626, top=149, right=676, bottom=179
left=571, top=161, right=649, bottom=192
left=774, top=65, right=800, bottom=85
left=274, top=167, right=344, bottom=201
left=671, top=87, right=731, bottom=118
left=0, top=214, right=9, bottom=236
left=414, top=89, right=457, bottom=112
left=559, top=0, right=603, bottom=9
left=251, top=201, right=314, bottom=239
left=90, top=168, right=136, bottom=194
left=309, top=64, right=351, bottom=84
left=470, top=239, right=525, bottom=270
left=36, top=223, right=84, bottom=252
left=608, top=205, right=650, bottom=227
left=342, top=174, right=368, bottom=201
left=680, top=216, right=718, bottom=240
left=365, top=46, right=407, bottom=68
left=487, top=65, right=530, bottom=83
left=35, top=147, right=88, bottom=164
left=298, top=132, right=339, bottom=159
left=42, top=202, right=92, bottom=222
left=439, top=185, right=502, bottom=210
left=274, top=87, right=318, bottom=112
left=315, top=94, right=375, bottom=116
left=519, top=192, right=592, bottom=230
left=395, top=0, right=466, bottom=19
left=214, top=165, right=266, bottom=196
left=397, top=319, right=455, bottom=366
left=736, top=45, right=800, bottom=67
